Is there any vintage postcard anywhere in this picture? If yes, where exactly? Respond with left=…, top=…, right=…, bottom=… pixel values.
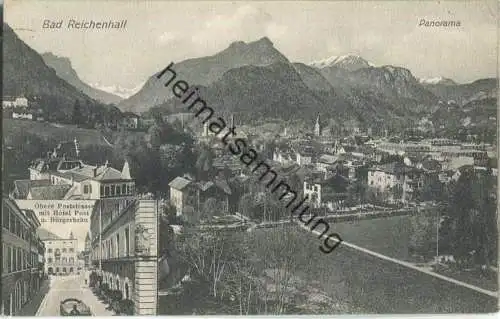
left=1, top=0, right=498, bottom=316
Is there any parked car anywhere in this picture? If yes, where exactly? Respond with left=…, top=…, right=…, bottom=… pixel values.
left=60, top=298, right=92, bottom=316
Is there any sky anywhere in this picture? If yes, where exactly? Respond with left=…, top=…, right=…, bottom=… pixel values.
left=4, top=0, right=498, bottom=89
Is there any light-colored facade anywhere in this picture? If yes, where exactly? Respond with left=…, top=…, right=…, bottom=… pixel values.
left=90, top=198, right=158, bottom=315
left=367, top=163, right=424, bottom=202
left=1, top=197, right=45, bottom=316
left=3, top=96, right=29, bottom=108
left=44, top=236, right=79, bottom=275
left=12, top=140, right=135, bottom=200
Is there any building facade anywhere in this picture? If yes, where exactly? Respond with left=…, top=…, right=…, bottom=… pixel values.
left=90, top=198, right=158, bottom=315
left=368, top=162, right=425, bottom=202
left=44, top=234, right=80, bottom=275
left=11, top=140, right=135, bottom=200
left=1, top=197, right=45, bottom=316
left=2, top=96, right=29, bottom=108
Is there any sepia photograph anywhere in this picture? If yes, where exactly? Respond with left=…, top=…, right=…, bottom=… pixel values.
left=1, top=0, right=498, bottom=316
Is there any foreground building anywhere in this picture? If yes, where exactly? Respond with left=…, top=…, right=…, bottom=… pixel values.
left=1, top=197, right=45, bottom=316
left=11, top=139, right=135, bottom=200
left=90, top=198, right=159, bottom=315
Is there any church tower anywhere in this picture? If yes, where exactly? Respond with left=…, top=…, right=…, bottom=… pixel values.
left=314, top=114, right=322, bottom=137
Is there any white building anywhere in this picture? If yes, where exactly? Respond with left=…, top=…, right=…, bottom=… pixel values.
left=3, top=96, right=28, bottom=108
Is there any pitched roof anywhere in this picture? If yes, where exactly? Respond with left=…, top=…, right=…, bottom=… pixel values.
left=318, top=154, right=338, bottom=164
left=169, top=177, right=192, bottom=190
left=29, top=184, right=72, bottom=200
left=37, top=228, right=62, bottom=240
left=214, top=178, right=232, bottom=195
left=14, top=179, right=51, bottom=199
left=370, top=162, right=420, bottom=175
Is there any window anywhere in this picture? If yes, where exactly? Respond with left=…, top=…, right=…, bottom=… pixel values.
left=116, top=233, right=120, bottom=257
left=9, top=214, right=15, bottom=233
left=125, top=227, right=130, bottom=256
left=13, top=248, right=17, bottom=272
left=7, top=246, right=12, bottom=273
left=2, top=209, right=9, bottom=230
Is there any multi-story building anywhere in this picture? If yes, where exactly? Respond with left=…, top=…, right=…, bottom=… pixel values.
left=90, top=198, right=158, bottom=315
left=43, top=232, right=80, bottom=275
left=367, top=162, right=425, bottom=202
left=2, top=197, right=45, bottom=316
left=2, top=96, right=29, bottom=108
left=120, top=112, right=140, bottom=129
left=303, top=173, right=349, bottom=209
left=11, top=140, right=135, bottom=200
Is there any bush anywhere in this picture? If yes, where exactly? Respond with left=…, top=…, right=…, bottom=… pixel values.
left=110, top=290, right=124, bottom=313
left=118, top=299, right=135, bottom=315
left=100, top=283, right=110, bottom=296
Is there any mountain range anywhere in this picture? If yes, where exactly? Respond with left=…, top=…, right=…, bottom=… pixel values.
left=41, top=52, right=123, bottom=104
left=119, top=36, right=496, bottom=128
left=4, top=22, right=496, bottom=130
left=3, top=23, right=121, bottom=123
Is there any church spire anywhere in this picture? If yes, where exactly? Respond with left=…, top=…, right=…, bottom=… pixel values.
left=314, top=114, right=322, bottom=136
left=121, top=160, right=132, bottom=179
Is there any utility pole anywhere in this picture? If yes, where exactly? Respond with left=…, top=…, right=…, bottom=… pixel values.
left=99, top=200, right=102, bottom=271
left=436, top=208, right=440, bottom=262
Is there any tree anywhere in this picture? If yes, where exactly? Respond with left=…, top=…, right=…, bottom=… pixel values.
left=72, top=100, right=83, bottom=126
left=443, top=167, right=497, bottom=268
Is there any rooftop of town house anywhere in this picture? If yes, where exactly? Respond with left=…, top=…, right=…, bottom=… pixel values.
left=169, top=176, right=192, bottom=190
left=369, top=162, right=422, bottom=175
left=318, top=154, right=338, bottom=164
left=214, top=178, right=232, bottom=195
left=421, top=158, right=442, bottom=171
left=28, top=184, right=73, bottom=200
left=37, top=228, right=63, bottom=240
left=13, top=179, right=52, bottom=198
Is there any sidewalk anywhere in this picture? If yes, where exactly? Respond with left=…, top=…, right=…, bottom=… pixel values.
left=18, top=278, right=51, bottom=316
left=81, top=285, right=115, bottom=316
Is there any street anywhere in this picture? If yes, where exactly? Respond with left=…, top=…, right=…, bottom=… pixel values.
left=36, top=275, right=113, bottom=316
